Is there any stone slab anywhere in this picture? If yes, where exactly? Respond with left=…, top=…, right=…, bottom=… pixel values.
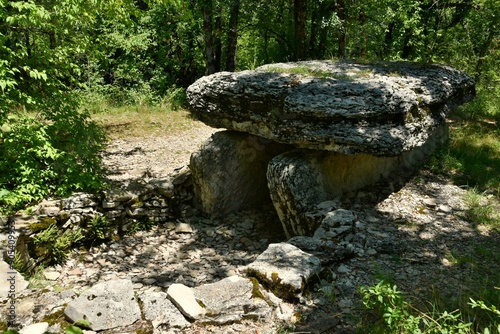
left=245, top=243, right=322, bottom=300
left=187, top=60, right=474, bottom=155
left=64, top=279, right=141, bottom=331
left=167, top=283, right=205, bottom=320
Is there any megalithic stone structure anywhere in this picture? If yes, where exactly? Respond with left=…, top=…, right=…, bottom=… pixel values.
left=187, top=60, right=475, bottom=238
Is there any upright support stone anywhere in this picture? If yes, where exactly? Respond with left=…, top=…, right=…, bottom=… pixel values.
left=190, top=130, right=290, bottom=218
left=268, top=124, right=449, bottom=238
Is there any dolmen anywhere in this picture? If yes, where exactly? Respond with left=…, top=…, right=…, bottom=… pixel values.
left=187, top=60, right=475, bottom=238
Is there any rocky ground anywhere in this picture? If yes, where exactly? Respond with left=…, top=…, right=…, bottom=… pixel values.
left=2, top=121, right=499, bottom=334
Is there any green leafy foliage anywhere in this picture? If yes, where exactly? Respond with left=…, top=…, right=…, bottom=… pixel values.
left=0, top=0, right=107, bottom=211
left=86, top=215, right=113, bottom=242
left=33, top=223, right=84, bottom=265
left=359, top=280, right=486, bottom=334
left=0, top=101, right=105, bottom=211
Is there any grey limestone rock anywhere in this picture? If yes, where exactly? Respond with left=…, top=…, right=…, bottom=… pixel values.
left=64, top=279, right=141, bottom=331
left=139, top=292, right=191, bottom=329
left=190, top=130, right=290, bottom=218
left=193, top=275, right=272, bottom=324
left=245, top=243, right=322, bottom=300
left=267, top=124, right=448, bottom=237
left=287, top=235, right=356, bottom=265
left=167, top=283, right=205, bottom=320
left=187, top=60, right=474, bottom=156
left=313, top=209, right=356, bottom=241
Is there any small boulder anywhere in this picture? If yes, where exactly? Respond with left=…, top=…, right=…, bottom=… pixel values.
left=193, top=275, right=272, bottom=324
left=245, top=243, right=322, bottom=300
left=167, top=283, right=205, bottom=320
left=64, top=279, right=141, bottom=331
left=313, top=209, right=356, bottom=241
left=139, top=292, right=191, bottom=329
left=20, top=322, right=49, bottom=334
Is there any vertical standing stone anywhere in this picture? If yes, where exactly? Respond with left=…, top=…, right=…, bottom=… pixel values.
left=190, top=130, right=290, bottom=218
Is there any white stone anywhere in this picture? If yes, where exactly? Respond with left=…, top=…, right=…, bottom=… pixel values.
left=20, top=322, right=49, bottom=334
left=0, top=260, right=29, bottom=298
left=438, top=204, right=453, bottom=213
left=423, top=198, right=438, bottom=207
left=43, top=270, right=61, bottom=281
left=167, top=283, right=205, bottom=320
left=175, top=223, right=193, bottom=233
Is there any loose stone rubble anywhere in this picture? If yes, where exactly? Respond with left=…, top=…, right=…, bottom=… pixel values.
left=11, top=166, right=195, bottom=273
left=2, top=168, right=499, bottom=334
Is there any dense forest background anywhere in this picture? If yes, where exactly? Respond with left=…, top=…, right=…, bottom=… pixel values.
left=1, top=0, right=499, bottom=209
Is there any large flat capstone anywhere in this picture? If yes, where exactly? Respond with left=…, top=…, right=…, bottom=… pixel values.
left=187, top=60, right=474, bottom=156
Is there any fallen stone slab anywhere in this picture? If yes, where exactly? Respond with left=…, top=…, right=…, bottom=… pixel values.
left=64, top=279, right=141, bottom=331
left=193, top=275, right=273, bottom=324
left=245, top=243, right=322, bottom=300
left=167, top=283, right=205, bottom=320
left=187, top=60, right=474, bottom=155
left=139, top=292, right=191, bottom=329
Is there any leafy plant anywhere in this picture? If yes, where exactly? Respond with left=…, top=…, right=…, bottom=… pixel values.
left=470, top=297, right=500, bottom=334
left=33, top=224, right=84, bottom=265
left=360, top=281, right=500, bottom=333
left=360, top=280, right=474, bottom=333
left=86, top=215, right=113, bottom=242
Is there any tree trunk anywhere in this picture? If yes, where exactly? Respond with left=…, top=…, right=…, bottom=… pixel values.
left=214, top=4, right=222, bottom=72
left=383, top=21, right=395, bottom=59
left=49, top=31, right=56, bottom=49
left=202, top=0, right=216, bottom=75
left=294, top=0, right=307, bottom=60
left=308, top=1, right=318, bottom=57
left=401, top=29, right=412, bottom=59
left=336, top=0, right=346, bottom=58
left=225, top=0, right=240, bottom=72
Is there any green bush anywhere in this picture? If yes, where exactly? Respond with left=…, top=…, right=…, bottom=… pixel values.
left=0, top=96, right=106, bottom=211
left=360, top=281, right=500, bottom=334
left=32, top=223, right=84, bottom=265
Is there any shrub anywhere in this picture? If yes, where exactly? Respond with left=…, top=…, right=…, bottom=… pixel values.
left=360, top=281, right=500, bottom=333
left=0, top=95, right=106, bottom=211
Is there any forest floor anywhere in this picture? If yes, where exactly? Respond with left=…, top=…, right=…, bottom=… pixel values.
left=96, top=110, right=500, bottom=333
left=4, top=109, right=499, bottom=333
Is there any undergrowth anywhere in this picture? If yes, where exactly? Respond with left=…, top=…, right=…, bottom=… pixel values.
left=359, top=85, right=500, bottom=333
left=0, top=96, right=106, bottom=212
left=359, top=281, right=500, bottom=334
